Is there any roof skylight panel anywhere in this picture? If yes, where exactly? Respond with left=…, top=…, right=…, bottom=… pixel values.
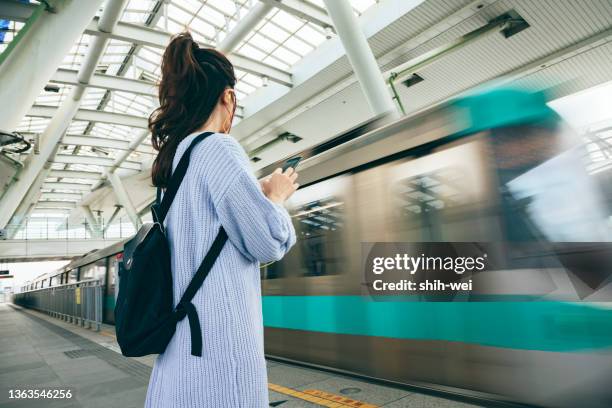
left=306, top=0, right=376, bottom=15
left=188, top=17, right=217, bottom=42
left=17, top=117, right=49, bottom=133
left=66, top=121, right=89, bottom=134
left=59, top=34, right=92, bottom=70
left=259, top=19, right=292, bottom=43
left=167, top=3, right=195, bottom=25
left=293, top=24, right=326, bottom=48
left=35, top=93, right=68, bottom=107
left=272, top=46, right=301, bottom=65
left=90, top=123, right=133, bottom=140
left=122, top=0, right=158, bottom=24
left=81, top=88, right=106, bottom=110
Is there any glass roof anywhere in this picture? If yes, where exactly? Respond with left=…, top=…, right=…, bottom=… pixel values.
left=4, top=0, right=382, bottom=218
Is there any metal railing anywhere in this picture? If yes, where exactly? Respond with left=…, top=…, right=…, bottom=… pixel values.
left=12, top=280, right=103, bottom=331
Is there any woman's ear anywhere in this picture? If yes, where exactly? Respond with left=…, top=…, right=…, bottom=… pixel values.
left=223, top=89, right=234, bottom=106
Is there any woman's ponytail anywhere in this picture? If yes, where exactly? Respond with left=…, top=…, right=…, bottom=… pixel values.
left=150, top=32, right=236, bottom=188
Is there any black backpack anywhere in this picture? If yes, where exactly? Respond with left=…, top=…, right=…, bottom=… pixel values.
left=115, top=131, right=227, bottom=357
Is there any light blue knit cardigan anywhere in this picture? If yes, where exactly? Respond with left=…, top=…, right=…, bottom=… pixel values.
left=145, top=132, right=296, bottom=407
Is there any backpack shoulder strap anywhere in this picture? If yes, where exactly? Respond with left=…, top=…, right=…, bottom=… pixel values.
left=152, top=131, right=215, bottom=224
left=174, top=227, right=228, bottom=357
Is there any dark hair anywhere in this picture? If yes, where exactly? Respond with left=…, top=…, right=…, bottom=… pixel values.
left=150, top=32, right=236, bottom=188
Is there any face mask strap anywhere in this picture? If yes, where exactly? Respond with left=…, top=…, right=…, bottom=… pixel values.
left=222, top=89, right=236, bottom=133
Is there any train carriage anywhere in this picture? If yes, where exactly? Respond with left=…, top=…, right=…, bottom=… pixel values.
left=15, top=87, right=612, bottom=408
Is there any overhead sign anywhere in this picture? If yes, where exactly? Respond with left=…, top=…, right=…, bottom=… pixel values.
left=0, top=275, right=13, bottom=279
left=0, top=270, right=9, bottom=275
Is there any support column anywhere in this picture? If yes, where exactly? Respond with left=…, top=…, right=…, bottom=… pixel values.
left=322, top=0, right=395, bottom=116
left=103, top=205, right=122, bottom=235
left=217, top=2, right=274, bottom=53
left=107, top=171, right=141, bottom=230
left=5, top=169, right=48, bottom=239
left=81, top=205, right=102, bottom=238
left=0, top=0, right=102, bottom=133
left=0, top=88, right=82, bottom=228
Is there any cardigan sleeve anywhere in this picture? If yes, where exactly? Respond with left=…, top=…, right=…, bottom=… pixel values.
left=208, top=136, right=296, bottom=263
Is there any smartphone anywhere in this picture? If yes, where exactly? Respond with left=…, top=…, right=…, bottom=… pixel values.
left=282, top=156, right=302, bottom=172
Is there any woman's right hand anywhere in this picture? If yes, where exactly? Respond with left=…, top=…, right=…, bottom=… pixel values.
left=261, top=168, right=299, bottom=204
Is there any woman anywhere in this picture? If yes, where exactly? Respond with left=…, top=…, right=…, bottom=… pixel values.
left=145, top=32, right=298, bottom=407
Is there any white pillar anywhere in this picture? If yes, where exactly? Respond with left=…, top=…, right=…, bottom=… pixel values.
left=107, top=171, right=141, bottom=229
left=0, top=0, right=102, bottom=133
left=322, top=0, right=395, bottom=115
left=217, top=2, right=273, bottom=53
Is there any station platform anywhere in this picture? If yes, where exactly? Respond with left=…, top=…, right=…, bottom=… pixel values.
left=0, top=303, right=481, bottom=408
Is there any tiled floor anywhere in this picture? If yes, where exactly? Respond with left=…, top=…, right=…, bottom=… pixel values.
left=0, top=303, right=482, bottom=408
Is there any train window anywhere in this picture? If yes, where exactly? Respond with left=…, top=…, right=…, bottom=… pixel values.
left=389, top=139, right=495, bottom=242
left=80, top=258, right=107, bottom=283
left=108, top=255, right=119, bottom=292
left=262, top=177, right=350, bottom=279
left=68, top=269, right=77, bottom=284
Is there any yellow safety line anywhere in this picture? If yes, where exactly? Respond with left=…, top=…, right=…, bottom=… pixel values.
left=98, top=329, right=117, bottom=339
left=268, top=383, right=378, bottom=408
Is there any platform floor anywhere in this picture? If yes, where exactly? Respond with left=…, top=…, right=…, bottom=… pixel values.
left=0, top=303, right=481, bottom=408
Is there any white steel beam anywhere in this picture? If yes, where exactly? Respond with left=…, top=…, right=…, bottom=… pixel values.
left=0, top=0, right=102, bottom=133
left=28, top=105, right=149, bottom=128
left=51, top=69, right=157, bottom=97
left=42, top=182, right=93, bottom=192
left=48, top=170, right=103, bottom=180
left=54, top=154, right=142, bottom=171
left=261, top=0, right=333, bottom=30
left=36, top=201, right=78, bottom=209
left=61, top=135, right=130, bottom=150
left=230, top=54, right=293, bottom=87
left=60, top=136, right=156, bottom=155
left=40, top=192, right=83, bottom=201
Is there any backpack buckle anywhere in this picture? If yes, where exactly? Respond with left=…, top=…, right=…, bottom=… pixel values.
left=173, top=302, right=188, bottom=321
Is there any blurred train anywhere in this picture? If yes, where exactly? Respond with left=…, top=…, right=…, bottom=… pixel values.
left=16, top=87, right=612, bottom=408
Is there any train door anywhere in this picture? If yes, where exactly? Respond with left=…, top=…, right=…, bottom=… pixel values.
left=104, top=254, right=121, bottom=324
left=262, top=175, right=359, bottom=368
